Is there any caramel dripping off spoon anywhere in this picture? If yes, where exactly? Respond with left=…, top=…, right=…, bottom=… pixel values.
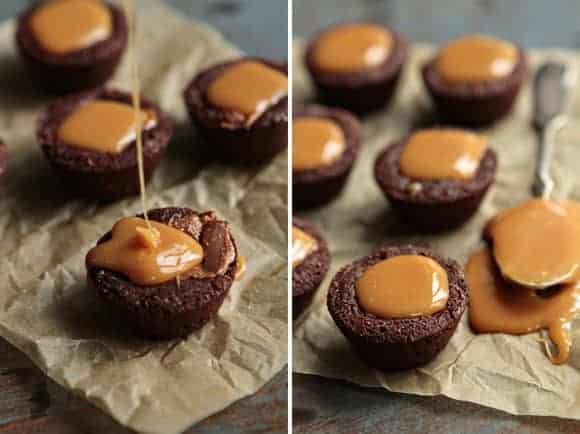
left=495, top=61, right=576, bottom=290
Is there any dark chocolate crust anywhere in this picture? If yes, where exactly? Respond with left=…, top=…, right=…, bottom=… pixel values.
left=37, top=88, right=173, bottom=201
left=422, top=48, right=527, bottom=126
left=183, top=57, right=288, bottom=164
left=87, top=207, right=238, bottom=340
left=327, top=245, right=468, bottom=371
left=293, top=105, right=362, bottom=210
left=305, top=23, right=408, bottom=115
left=292, top=217, right=331, bottom=319
left=0, top=139, right=7, bottom=179
left=16, top=1, right=128, bottom=94
left=374, top=136, right=497, bottom=231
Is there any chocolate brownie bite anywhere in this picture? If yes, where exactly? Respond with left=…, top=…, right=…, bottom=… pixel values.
left=293, top=105, right=362, bottom=209
left=86, top=207, right=240, bottom=339
left=327, top=245, right=468, bottom=371
left=184, top=58, right=288, bottom=164
left=305, top=22, right=408, bottom=115
left=422, top=35, right=527, bottom=126
left=38, top=88, right=172, bottom=201
left=16, top=0, right=128, bottom=94
left=292, top=217, right=331, bottom=319
left=375, top=128, right=497, bottom=231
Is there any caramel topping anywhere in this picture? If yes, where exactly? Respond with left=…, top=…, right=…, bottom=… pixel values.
left=292, top=226, right=318, bottom=268
left=487, top=199, right=580, bottom=288
left=235, top=255, right=246, bottom=281
left=30, top=0, right=112, bottom=54
left=399, top=129, right=488, bottom=181
left=206, top=61, right=288, bottom=122
left=86, top=217, right=204, bottom=285
left=57, top=100, right=157, bottom=154
left=293, top=117, right=346, bottom=171
left=467, top=249, right=580, bottom=364
left=356, top=255, right=449, bottom=319
left=312, top=23, right=392, bottom=73
left=436, top=35, right=518, bottom=85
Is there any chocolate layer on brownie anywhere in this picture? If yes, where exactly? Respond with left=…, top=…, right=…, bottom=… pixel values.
left=293, top=217, right=331, bottom=319
left=293, top=105, right=362, bottom=210
left=16, top=1, right=128, bottom=94
left=327, top=245, right=468, bottom=371
left=422, top=49, right=527, bottom=126
left=305, top=24, right=408, bottom=114
left=183, top=58, right=288, bottom=164
left=38, top=88, right=172, bottom=201
left=87, top=207, right=238, bottom=339
left=375, top=137, right=497, bottom=231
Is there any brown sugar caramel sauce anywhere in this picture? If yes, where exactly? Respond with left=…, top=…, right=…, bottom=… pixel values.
left=487, top=199, right=580, bottom=288
left=436, top=35, right=518, bottom=85
left=292, top=226, right=318, bottom=268
left=206, top=60, right=288, bottom=125
left=292, top=117, right=346, bottom=171
left=30, top=0, right=112, bottom=54
left=467, top=249, right=580, bottom=364
left=312, top=23, right=393, bottom=73
left=86, top=217, right=204, bottom=285
left=399, top=129, right=488, bottom=181
left=356, top=255, right=449, bottom=319
left=57, top=100, right=157, bottom=153
left=467, top=199, right=580, bottom=364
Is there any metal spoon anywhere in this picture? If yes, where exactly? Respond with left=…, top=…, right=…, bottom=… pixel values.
left=493, top=60, right=577, bottom=289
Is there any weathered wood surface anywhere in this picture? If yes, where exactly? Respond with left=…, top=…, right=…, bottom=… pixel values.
left=294, top=374, right=580, bottom=434
left=0, top=1, right=288, bottom=433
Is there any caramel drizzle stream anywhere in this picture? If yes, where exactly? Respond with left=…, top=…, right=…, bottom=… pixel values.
left=124, top=0, right=151, bottom=230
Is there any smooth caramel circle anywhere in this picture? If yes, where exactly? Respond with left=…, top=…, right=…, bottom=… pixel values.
left=436, top=35, right=518, bottom=85
left=312, top=23, right=393, bottom=73
left=293, top=117, right=346, bottom=171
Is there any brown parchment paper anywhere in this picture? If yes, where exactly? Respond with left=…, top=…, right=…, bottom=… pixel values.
left=293, top=41, right=580, bottom=419
left=0, top=2, right=288, bottom=433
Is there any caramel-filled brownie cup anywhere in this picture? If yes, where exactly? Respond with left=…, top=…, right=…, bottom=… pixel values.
left=16, top=0, right=128, bottom=94
left=327, top=245, right=468, bottom=371
left=374, top=129, right=497, bottom=231
left=422, top=35, right=527, bottom=126
left=183, top=58, right=288, bottom=164
left=293, top=105, right=362, bottom=209
left=292, top=217, right=331, bottom=319
left=38, top=88, right=172, bottom=201
left=305, top=23, right=408, bottom=115
left=87, top=207, right=239, bottom=339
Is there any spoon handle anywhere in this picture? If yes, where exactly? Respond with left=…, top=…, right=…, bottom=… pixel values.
left=532, top=61, right=575, bottom=198
left=532, top=116, right=565, bottom=198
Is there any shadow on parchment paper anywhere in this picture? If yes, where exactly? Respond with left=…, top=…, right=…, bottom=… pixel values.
left=0, top=55, right=52, bottom=109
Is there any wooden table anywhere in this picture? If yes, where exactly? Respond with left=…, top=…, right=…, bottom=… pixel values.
left=293, top=0, right=580, bottom=432
left=0, top=1, right=288, bottom=433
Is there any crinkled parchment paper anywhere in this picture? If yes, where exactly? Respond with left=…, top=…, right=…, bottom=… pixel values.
left=0, top=2, right=287, bottom=433
left=293, top=41, right=580, bottom=419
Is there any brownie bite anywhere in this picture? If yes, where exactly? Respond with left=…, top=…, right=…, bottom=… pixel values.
left=184, top=57, right=288, bottom=164
left=16, top=0, right=128, bottom=94
left=375, top=128, right=497, bottom=231
left=38, top=88, right=173, bottom=201
left=292, top=217, right=331, bottom=319
left=87, top=207, right=239, bottom=339
left=327, top=245, right=468, bottom=371
left=422, top=35, right=527, bottom=126
left=305, top=22, right=408, bottom=114
left=293, top=105, right=362, bottom=209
